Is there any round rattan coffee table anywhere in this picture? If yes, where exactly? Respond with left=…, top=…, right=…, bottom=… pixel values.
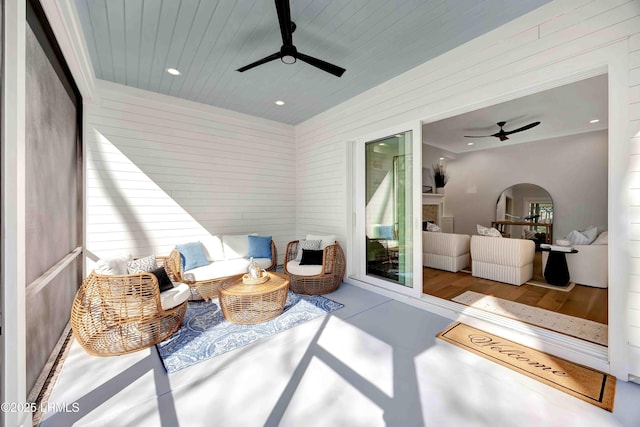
left=219, top=272, right=289, bottom=324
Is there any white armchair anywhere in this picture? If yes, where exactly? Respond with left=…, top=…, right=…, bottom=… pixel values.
left=423, top=232, right=470, bottom=272
left=470, top=235, right=535, bottom=286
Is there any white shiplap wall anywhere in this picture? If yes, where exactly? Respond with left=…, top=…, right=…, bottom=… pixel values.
left=295, top=133, right=348, bottom=241
left=628, top=27, right=640, bottom=376
left=295, top=0, right=640, bottom=379
left=85, top=80, right=296, bottom=265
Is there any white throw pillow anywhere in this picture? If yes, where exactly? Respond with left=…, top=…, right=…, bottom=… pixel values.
left=222, top=234, right=257, bottom=260
left=200, top=235, right=225, bottom=261
left=306, top=234, right=336, bottom=249
left=426, top=223, right=441, bottom=232
left=592, top=231, right=608, bottom=245
left=565, top=227, right=598, bottom=245
left=95, top=253, right=132, bottom=275
left=477, top=224, right=502, bottom=238
left=126, top=254, right=158, bottom=274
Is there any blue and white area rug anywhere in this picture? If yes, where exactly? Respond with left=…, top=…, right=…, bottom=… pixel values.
left=157, top=291, right=343, bottom=373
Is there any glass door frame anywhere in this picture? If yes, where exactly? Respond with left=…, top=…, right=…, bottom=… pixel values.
left=350, top=121, right=423, bottom=298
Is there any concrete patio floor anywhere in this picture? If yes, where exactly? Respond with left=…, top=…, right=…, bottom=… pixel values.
left=40, top=284, right=640, bottom=427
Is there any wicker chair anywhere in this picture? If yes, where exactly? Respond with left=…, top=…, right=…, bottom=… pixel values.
left=284, top=240, right=345, bottom=295
left=70, top=258, right=188, bottom=356
left=166, top=240, right=277, bottom=301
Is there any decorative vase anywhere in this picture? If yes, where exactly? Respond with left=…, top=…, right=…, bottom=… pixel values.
left=248, top=257, right=261, bottom=279
left=436, top=187, right=445, bottom=194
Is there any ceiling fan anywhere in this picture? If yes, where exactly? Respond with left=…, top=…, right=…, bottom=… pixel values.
left=464, top=121, right=541, bottom=142
left=236, top=0, right=346, bottom=77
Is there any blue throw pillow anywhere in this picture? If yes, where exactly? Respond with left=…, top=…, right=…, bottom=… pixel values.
left=175, top=242, right=209, bottom=271
left=248, top=235, right=272, bottom=259
left=377, top=225, right=394, bottom=240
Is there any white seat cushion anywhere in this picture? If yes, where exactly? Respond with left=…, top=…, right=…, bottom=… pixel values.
left=160, top=283, right=190, bottom=310
left=286, top=261, right=323, bottom=276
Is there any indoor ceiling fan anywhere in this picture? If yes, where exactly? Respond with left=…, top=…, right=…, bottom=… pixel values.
left=236, top=0, right=346, bottom=77
left=464, top=120, right=541, bottom=142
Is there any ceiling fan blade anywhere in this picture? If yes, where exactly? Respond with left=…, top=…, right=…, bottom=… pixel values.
left=503, top=121, right=541, bottom=135
left=237, top=1, right=347, bottom=77
left=236, top=52, right=281, bottom=72
left=275, top=0, right=293, bottom=46
left=297, top=52, right=346, bottom=77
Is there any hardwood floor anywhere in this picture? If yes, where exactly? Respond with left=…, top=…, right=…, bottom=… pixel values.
left=422, top=262, right=608, bottom=325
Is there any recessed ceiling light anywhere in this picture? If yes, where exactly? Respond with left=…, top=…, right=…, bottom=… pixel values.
left=467, top=142, right=474, bottom=146
left=167, top=68, right=181, bottom=75
left=439, top=157, right=445, bottom=160
left=275, top=100, right=285, bottom=106
left=589, top=119, right=600, bottom=123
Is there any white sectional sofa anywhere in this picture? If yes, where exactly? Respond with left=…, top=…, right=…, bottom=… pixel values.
left=470, top=235, right=535, bottom=286
left=542, top=242, right=608, bottom=288
left=423, top=231, right=470, bottom=272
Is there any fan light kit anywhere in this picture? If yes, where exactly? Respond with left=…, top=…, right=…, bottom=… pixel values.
left=236, top=0, right=345, bottom=77
left=464, top=120, right=541, bottom=142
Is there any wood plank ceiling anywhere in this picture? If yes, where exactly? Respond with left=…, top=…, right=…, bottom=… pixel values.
left=75, top=0, right=550, bottom=125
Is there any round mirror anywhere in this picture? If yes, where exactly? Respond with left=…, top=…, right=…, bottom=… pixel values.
left=494, top=183, right=553, bottom=244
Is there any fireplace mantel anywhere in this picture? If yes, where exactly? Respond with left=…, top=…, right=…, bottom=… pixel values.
left=422, top=193, right=444, bottom=204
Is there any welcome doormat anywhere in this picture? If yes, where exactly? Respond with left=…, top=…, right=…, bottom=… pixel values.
left=156, top=291, right=343, bottom=373
left=452, top=291, right=607, bottom=345
left=436, top=323, right=616, bottom=411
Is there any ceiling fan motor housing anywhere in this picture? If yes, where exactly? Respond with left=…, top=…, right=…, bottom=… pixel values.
left=280, top=45, right=297, bottom=64
left=235, top=0, right=345, bottom=77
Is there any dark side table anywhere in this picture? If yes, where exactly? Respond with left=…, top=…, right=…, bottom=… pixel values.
left=540, top=247, right=578, bottom=286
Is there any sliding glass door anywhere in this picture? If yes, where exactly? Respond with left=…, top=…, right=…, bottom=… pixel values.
left=365, top=133, right=414, bottom=286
